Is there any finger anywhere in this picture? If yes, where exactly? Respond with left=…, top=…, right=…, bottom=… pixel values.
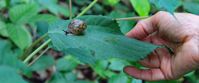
left=124, top=66, right=165, bottom=81
left=139, top=51, right=160, bottom=68
left=142, top=33, right=166, bottom=45
left=126, top=15, right=158, bottom=40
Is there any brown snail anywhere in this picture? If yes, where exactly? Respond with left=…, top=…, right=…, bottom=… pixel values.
left=64, top=19, right=87, bottom=35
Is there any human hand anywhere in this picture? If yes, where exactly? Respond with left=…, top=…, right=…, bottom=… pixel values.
left=124, top=11, right=199, bottom=81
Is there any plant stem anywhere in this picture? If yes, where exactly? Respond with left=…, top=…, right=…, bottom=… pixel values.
left=5, top=0, right=10, bottom=8
left=21, top=33, right=48, bottom=60
left=76, top=0, right=98, bottom=17
left=28, top=47, right=50, bottom=66
left=115, top=16, right=149, bottom=21
left=23, top=39, right=51, bottom=64
left=69, top=0, right=72, bottom=20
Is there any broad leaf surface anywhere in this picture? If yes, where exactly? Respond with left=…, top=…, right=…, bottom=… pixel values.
left=0, top=40, right=31, bottom=75
left=130, top=0, right=150, bottom=16
left=183, top=1, right=199, bottom=15
left=109, top=10, right=136, bottom=34
left=0, top=21, right=8, bottom=37
left=108, top=73, right=129, bottom=83
left=30, top=55, right=55, bottom=71
left=0, top=66, right=27, bottom=83
left=49, top=72, right=92, bottom=83
left=150, top=0, right=181, bottom=14
left=104, top=0, right=120, bottom=6
left=9, top=3, right=39, bottom=24
left=30, top=14, right=59, bottom=23
left=48, top=15, right=158, bottom=64
left=56, top=56, right=78, bottom=72
left=7, top=24, right=32, bottom=50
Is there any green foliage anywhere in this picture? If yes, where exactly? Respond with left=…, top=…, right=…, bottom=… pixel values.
left=0, top=21, right=8, bottom=37
left=0, top=40, right=30, bottom=82
left=93, top=60, right=116, bottom=78
left=150, top=0, right=182, bottom=14
left=0, top=66, right=27, bottom=83
left=104, top=0, right=120, bottom=6
left=30, top=55, right=55, bottom=71
left=108, top=59, right=130, bottom=71
left=0, top=0, right=6, bottom=9
left=0, top=0, right=198, bottom=83
left=48, top=15, right=158, bottom=64
left=49, top=72, right=92, bottom=83
left=0, top=39, right=32, bottom=78
left=56, top=56, right=78, bottom=72
left=30, top=14, right=59, bottom=23
left=108, top=73, right=129, bottom=83
left=35, top=0, right=77, bottom=17
left=183, top=1, right=199, bottom=15
left=7, top=24, right=32, bottom=50
left=109, top=10, right=136, bottom=34
left=9, top=3, right=39, bottom=24
left=0, top=40, right=25, bottom=70
left=130, top=0, right=150, bottom=16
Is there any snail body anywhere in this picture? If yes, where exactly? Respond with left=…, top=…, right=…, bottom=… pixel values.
left=66, top=19, right=87, bottom=35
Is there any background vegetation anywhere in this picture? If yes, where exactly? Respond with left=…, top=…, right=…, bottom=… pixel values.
left=0, top=0, right=199, bottom=83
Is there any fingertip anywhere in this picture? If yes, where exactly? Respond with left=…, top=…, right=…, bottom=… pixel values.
left=126, top=30, right=135, bottom=38
left=126, top=16, right=158, bottom=40
left=124, top=66, right=165, bottom=81
left=123, top=66, right=140, bottom=78
left=126, top=26, right=140, bottom=39
left=125, top=22, right=147, bottom=40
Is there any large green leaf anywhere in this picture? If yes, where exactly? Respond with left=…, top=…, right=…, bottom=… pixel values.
left=30, top=55, right=55, bottom=71
left=30, top=14, right=59, bottom=23
left=0, top=21, right=8, bottom=37
left=35, top=0, right=59, bottom=15
left=49, top=72, right=92, bottom=83
left=0, top=0, right=6, bottom=9
left=109, top=10, right=136, bottom=34
left=183, top=1, right=199, bottom=15
left=150, top=0, right=182, bottom=14
left=108, top=59, right=130, bottom=71
left=130, top=0, right=150, bottom=16
left=56, top=56, right=78, bottom=72
left=9, top=3, right=39, bottom=24
left=48, top=15, right=158, bottom=64
left=35, top=0, right=76, bottom=17
left=0, top=40, right=31, bottom=76
left=7, top=24, right=32, bottom=50
left=108, top=73, right=129, bottom=83
left=92, top=60, right=116, bottom=78
left=104, top=0, right=120, bottom=6
left=0, top=66, right=27, bottom=83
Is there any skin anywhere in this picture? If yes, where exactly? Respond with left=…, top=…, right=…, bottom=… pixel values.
left=124, top=11, right=199, bottom=81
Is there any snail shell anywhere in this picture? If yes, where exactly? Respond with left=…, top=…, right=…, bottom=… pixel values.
left=67, top=19, right=87, bottom=35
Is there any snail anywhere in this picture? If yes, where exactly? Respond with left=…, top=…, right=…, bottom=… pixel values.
left=64, top=19, right=87, bottom=35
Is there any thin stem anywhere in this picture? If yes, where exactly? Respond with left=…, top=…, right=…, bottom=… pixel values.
left=28, top=47, right=50, bottom=66
left=5, top=0, right=10, bottom=8
left=21, top=33, right=48, bottom=60
left=23, top=39, right=51, bottom=64
left=69, top=0, right=72, bottom=19
left=115, top=16, right=149, bottom=21
left=76, top=0, right=98, bottom=17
